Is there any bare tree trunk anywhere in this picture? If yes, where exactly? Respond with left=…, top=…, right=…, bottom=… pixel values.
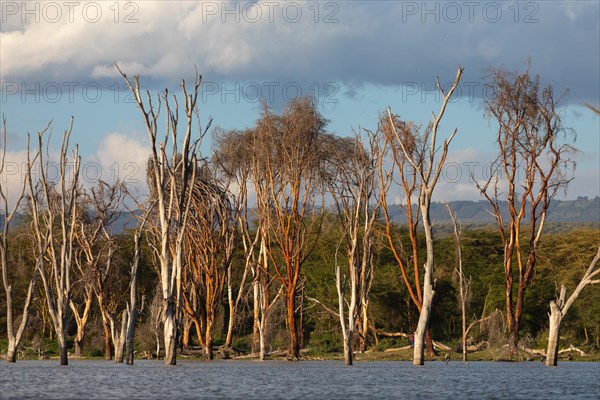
left=70, top=287, right=93, bottom=357
left=111, top=310, right=128, bottom=363
left=259, top=310, right=267, bottom=361
left=100, top=309, right=112, bottom=360
left=344, top=331, right=354, bottom=366
left=193, top=319, right=204, bottom=349
left=413, top=192, right=435, bottom=366
left=414, top=272, right=434, bottom=365
left=359, top=305, right=369, bottom=353
left=163, top=303, right=177, bottom=365
left=125, top=305, right=137, bottom=365
left=182, top=318, right=191, bottom=349
left=258, top=282, right=269, bottom=361
left=460, top=298, right=467, bottom=362
left=546, top=247, right=599, bottom=366
left=205, top=321, right=214, bottom=360
left=3, top=276, right=37, bottom=363
left=252, top=278, right=260, bottom=354
left=425, top=327, right=435, bottom=357
left=58, top=332, right=68, bottom=366
left=225, top=285, right=235, bottom=351
left=508, top=317, right=519, bottom=356
left=447, top=204, right=468, bottom=363
left=125, top=236, right=140, bottom=365
left=546, top=300, right=561, bottom=367
left=286, top=289, right=300, bottom=360
left=336, top=265, right=356, bottom=366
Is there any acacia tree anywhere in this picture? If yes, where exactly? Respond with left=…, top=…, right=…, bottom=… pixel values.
left=118, top=65, right=204, bottom=365
left=27, top=118, right=81, bottom=365
left=1, top=116, right=40, bottom=362
left=327, top=133, right=381, bottom=364
left=181, top=166, right=235, bottom=360
left=477, top=65, right=576, bottom=355
left=385, top=67, right=463, bottom=365
left=253, top=98, right=330, bottom=360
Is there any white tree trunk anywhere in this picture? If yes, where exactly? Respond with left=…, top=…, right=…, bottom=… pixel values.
left=546, top=300, right=562, bottom=367
left=252, top=278, right=260, bottom=352
left=413, top=277, right=434, bottom=365
left=163, top=306, right=177, bottom=365
left=414, top=199, right=435, bottom=366
left=546, top=248, right=600, bottom=366
left=258, top=282, right=268, bottom=361
left=336, top=263, right=357, bottom=366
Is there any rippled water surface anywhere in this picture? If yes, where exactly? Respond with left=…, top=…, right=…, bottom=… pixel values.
left=1, top=360, right=599, bottom=399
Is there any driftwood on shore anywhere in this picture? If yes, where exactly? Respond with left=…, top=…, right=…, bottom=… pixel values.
left=516, top=344, right=588, bottom=358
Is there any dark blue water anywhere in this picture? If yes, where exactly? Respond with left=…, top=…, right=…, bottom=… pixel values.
left=1, top=360, right=599, bottom=399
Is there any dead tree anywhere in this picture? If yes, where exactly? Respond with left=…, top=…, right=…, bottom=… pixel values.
left=327, top=133, right=381, bottom=364
left=68, top=274, right=93, bottom=357
left=1, top=116, right=40, bottom=362
left=125, top=201, right=153, bottom=365
left=213, top=129, right=255, bottom=354
left=385, top=66, right=463, bottom=365
left=446, top=204, right=472, bottom=363
left=546, top=246, right=599, bottom=366
left=27, top=118, right=81, bottom=365
left=477, top=64, right=576, bottom=355
left=72, top=180, right=124, bottom=359
left=118, top=64, right=205, bottom=365
left=376, top=112, right=436, bottom=356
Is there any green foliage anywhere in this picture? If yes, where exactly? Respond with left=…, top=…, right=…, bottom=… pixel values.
left=2, top=205, right=598, bottom=357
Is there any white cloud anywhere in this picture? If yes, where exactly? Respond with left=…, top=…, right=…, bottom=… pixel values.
left=0, top=150, right=29, bottom=210
left=89, top=132, right=149, bottom=196
left=2, top=1, right=597, bottom=102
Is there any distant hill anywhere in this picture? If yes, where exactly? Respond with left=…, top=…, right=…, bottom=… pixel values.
left=387, top=197, right=600, bottom=225
left=3, top=197, right=599, bottom=234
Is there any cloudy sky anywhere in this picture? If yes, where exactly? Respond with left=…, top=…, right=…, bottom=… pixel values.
left=1, top=0, right=599, bottom=201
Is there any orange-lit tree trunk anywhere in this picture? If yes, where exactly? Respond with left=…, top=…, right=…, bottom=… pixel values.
left=253, top=98, right=331, bottom=360
left=477, top=64, right=576, bottom=356
left=70, top=285, right=93, bottom=357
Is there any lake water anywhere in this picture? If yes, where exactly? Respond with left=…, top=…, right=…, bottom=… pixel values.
left=1, top=360, right=599, bottom=399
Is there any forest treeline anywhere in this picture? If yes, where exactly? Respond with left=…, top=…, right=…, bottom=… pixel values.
left=1, top=64, right=599, bottom=366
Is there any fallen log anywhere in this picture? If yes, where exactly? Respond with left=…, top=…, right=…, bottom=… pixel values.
left=433, top=341, right=452, bottom=351
left=558, top=345, right=587, bottom=356
left=384, top=346, right=412, bottom=352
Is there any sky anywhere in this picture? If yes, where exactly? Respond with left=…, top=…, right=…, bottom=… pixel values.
left=1, top=0, right=599, bottom=203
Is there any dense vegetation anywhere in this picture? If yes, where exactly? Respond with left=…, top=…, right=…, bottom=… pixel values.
left=1, top=219, right=598, bottom=359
